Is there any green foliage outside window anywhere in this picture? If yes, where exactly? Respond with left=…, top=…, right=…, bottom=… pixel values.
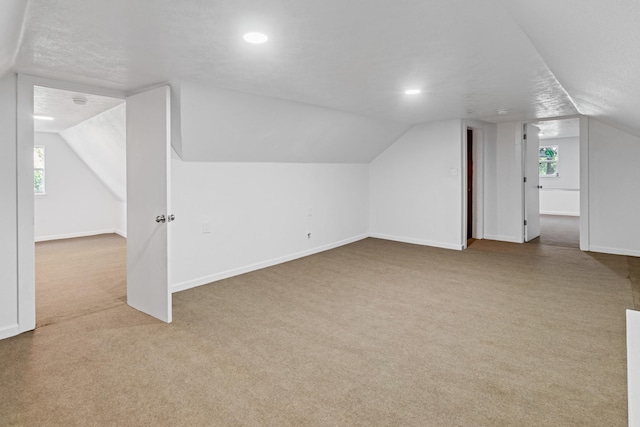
left=539, top=146, right=558, bottom=177
left=34, top=146, right=45, bottom=194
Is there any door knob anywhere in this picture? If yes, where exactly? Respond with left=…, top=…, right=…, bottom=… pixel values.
left=155, top=215, right=166, bottom=223
left=168, top=214, right=175, bottom=222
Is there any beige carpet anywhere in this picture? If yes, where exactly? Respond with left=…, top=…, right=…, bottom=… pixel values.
left=528, top=214, right=580, bottom=249
left=0, top=235, right=636, bottom=426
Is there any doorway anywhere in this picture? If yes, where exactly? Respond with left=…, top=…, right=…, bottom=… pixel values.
left=16, top=76, right=173, bottom=335
left=525, top=118, right=581, bottom=248
left=32, top=86, right=127, bottom=326
left=464, top=122, right=484, bottom=247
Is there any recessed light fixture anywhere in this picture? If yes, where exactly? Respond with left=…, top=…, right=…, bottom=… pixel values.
left=497, top=109, right=508, bottom=115
left=405, top=89, right=421, bottom=95
left=243, top=32, right=268, bottom=44
left=34, top=115, right=54, bottom=121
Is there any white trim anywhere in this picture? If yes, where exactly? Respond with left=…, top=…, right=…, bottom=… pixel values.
left=17, top=75, right=128, bottom=336
left=369, top=233, right=463, bottom=251
left=0, top=324, right=20, bottom=340
left=539, top=210, right=580, bottom=217
left=627, top=309, right=640, bottom=427
left=483, top=234, right=523, bottom=244
left=589, top=245, right=640, bottom=258
left=579, top=116, right=590, bottom=251
left=35, top=229, right=121, bottom=242
left=171, top=233, right=369, bottom=293
left=114, top=229, right=127, bottom=238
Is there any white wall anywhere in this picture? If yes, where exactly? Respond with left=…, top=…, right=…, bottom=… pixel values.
left=173, top=82, right=410, bottom=163
left=170, top=155, right=369, bottom=291
left=539, top=136, right=580, bottom=216
left=484, top=122, right=524, bottom=243
left=0, top=73, right=19, bottom=339
left=588, top=119, right=640, bottom=256
left=34, top=132, right=122, bottom=241
left=369, top=120, right=464, bottom=250
left=60, top=103, right=126, bottom=202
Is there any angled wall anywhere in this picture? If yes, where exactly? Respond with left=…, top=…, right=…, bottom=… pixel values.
left=0, top=1, right=27, bottom=77
left=59, top=104, right=126, bottom=202
left=172, top=82, right=410, bottom=163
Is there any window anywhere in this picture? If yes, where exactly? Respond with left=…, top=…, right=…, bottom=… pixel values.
left=34, top=146, right=45, bottom=194
left=539, top=145, right=559, bottom=177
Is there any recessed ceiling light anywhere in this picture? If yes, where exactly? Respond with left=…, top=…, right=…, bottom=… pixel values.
left=243, top=32, right=268, bottom=44
left=34, top=115, right=54, bottom=121
left=497, top=109, right=508, bottom=115
left=405, top=89, right=421, bottom=95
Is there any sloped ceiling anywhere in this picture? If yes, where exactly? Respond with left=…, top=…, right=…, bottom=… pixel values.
left=34, top=86, right=124, bottom=133
left=501, top=0, right=640, bottom=134
left=174, top=82, right=410, bottom=163
left=5, top=1, right=640, bottom=154
left=59, top=104, right=126, bottom=201
left=14, top=0, right=578, bottom=124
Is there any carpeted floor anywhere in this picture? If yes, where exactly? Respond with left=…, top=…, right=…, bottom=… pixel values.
left=528, top=214, right=580, bottom=249
left=0, top=234, right=637, bottom=426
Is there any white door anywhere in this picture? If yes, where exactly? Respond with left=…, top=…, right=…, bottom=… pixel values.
left=126, top=86, right=172, bottom=322
left=524, top=124, right=540, bottom=242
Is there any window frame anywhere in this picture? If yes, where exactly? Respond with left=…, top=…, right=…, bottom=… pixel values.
left=539, top=145, right=559, bottom=178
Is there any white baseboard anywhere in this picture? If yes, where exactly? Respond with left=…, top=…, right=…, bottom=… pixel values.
left=171, top=233, right=370, bottom=293
left=589, top=245, right=640, bottom=257
left=35, top=229, right=119, bottom=242
left=0, top=323, right=20, bottom=340
left=540, top=211, right=580, bottom=217
left=483, top=234, right=524, bottom=244
left=114, top=229, right=127, bottom=238
left=369, top=233, right=463, bottom=250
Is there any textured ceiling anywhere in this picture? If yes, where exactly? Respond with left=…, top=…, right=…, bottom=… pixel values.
left=34, top=86, right=124, bottom=132
left=534, top=118, right=580, bottom=140
left=501, top=0, right=640, bottom=134
left=13, top=0, right=580, bottom=125
left=5, top=0, right=640, bottom=133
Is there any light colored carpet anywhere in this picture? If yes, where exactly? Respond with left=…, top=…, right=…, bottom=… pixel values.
left=528, top=214, right=580, bottom=249
left=0, top=235, right=635, bottom=426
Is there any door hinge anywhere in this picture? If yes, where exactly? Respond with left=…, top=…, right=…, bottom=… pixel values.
left=523, top=133, right=527, bottom=140
left=524, top=177, right=527, bottom=183
left=524, top=220, right=527, bottom=226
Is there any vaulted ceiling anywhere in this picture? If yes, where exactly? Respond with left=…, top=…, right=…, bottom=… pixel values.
left=2, top=0, right=639, bottom=133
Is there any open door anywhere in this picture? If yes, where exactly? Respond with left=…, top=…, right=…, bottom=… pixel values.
left=524, top=124, right=540, bottom=242
left=126, top=86, right=172, bottom=322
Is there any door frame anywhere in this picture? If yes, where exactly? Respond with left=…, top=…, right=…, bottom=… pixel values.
left=522, top=123, right=541, bottom=242
left=462, top=120, right=486, bottom=247
left=520, top=115, right=589, bottom=250
left=16, top=74, right=127, bottom=333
